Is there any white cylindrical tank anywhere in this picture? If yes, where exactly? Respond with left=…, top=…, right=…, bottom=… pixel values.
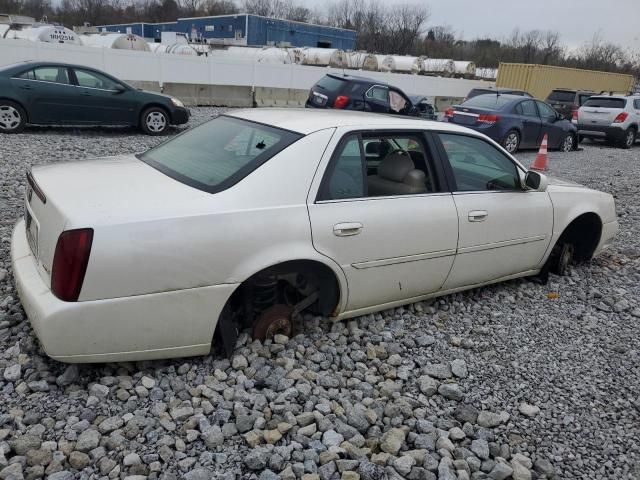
left=149, top=43, right=198, bottom=56
left=420, top=58, right=456, bottom=76
left=299, top=48, right=347, bottom=68
left=381, top=55, right=419, bottom=74
left=453, top=61, right=476, bottom=77
left=475, top=67, right=498, bottom=80
left=80, top=33, right=150, bottom=51
left=10, top=25, right=82, bottom=45
left=345, top=51, right=378, bottom=71
left=226, top=46, right=294, bottom=64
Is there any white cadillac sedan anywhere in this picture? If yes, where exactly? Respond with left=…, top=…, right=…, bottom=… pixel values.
left=11, top=109, right=618, bottom=363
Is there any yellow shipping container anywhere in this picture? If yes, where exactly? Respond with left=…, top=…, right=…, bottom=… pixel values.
left=496, top=63, right=634, bottom=100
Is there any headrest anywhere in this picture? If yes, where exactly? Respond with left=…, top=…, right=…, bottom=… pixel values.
left=378, top=153, right=415, bottom=183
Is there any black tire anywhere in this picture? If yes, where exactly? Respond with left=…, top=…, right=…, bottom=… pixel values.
left=140, top=106, right=169, bottom=136
left=502, top=130, right=520, bottom=154
left=577, top=135, right=584, bottom=144
left=0, top=100, right=27, bottom=134
left=550, top=242, right=574, bottom=276
left=618, top=128, right=636, bottom=149
left=559, top=133, right=575, bottom=152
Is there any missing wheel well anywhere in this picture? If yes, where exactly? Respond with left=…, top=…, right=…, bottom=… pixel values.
left=558, top=212, right=602, bottom=261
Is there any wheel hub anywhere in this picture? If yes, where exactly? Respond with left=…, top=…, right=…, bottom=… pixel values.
left=252, top=304, right=294, bottom=341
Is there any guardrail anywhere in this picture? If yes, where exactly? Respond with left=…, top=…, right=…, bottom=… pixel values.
left=0, top=38, right=495, bottom=107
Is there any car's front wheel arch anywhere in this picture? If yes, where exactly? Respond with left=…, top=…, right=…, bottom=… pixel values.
left=214, top=259, right=343, bottom=355
left=139, top=104, right=171, bottom=135
left=549, top=212, right=603, bottom=270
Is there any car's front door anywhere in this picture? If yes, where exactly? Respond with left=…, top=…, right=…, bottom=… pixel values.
left=364, top=85, right=390, bottom=113
left=516, top=99, right=541, bottom=148
left=10, top=66, right=75, bottom=124
left=434, top=132, right=553, bottom=289
left=537, top=100, right=564, bottom=146
left=69, top=68, right=135, bottom=124
left=307, top=129, right=459, bottom=313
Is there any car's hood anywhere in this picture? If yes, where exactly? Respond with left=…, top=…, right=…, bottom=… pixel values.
left=546, top=175, right=584, bottom=188
left=139, top=89, right=174, bottom=101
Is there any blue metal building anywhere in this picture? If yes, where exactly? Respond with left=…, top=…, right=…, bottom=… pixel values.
left=98, top=14, right=357, bottom=50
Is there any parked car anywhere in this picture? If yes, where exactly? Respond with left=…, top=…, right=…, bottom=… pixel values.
left=545, top=88, right=596, bottom=122
left=0, top=61, right=190, bottom=135
left=409, top=95, right=437, bottom=120
left=464, top=87, right=532, bottom=102
left=575, top=95, right=640, bottom=149
left=306, top=73, right=419, bottom=116
left=445, top=94, right=578, bottom=153
left=12, top=109, right=617, bottom=362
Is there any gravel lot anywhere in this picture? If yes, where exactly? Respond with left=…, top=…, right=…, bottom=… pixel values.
left=0, top=109, right=639, bottom=480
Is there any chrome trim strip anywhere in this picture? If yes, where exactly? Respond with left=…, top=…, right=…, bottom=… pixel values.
left=316, top=192, right=452, bottom=204
left=458, top=234, right=547, bottom=254
left=453, top=111, right=479, bottom=118
left=352, top=248, right=456, bottom=269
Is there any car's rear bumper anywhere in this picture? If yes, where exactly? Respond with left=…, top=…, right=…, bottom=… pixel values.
left=11, top=219, right=237, bottom=363
left=171, top=106, right=190, bottom=125
left=577, top=124, right=625, bottom=141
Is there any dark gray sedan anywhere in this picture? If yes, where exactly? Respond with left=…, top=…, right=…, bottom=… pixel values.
left=0, top=61, right=189, bottom=135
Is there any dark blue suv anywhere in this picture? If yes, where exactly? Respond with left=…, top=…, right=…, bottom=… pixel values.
left=306, top=74, right=424, bottom=117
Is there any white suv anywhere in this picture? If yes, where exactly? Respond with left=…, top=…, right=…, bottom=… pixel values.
left=575, top=95, right=640, bottom=149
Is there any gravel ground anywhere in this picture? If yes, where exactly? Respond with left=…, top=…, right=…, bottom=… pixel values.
left=0, top=109, right=639, bottom=480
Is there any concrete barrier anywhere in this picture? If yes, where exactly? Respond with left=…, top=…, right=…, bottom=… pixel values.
left=162, top=83, right=253, bottom=107
left=254, top=87, right=309, bottom=107
left=126, top=80, right=162, bottom=93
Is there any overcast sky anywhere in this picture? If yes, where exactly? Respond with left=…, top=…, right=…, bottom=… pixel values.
left=308, top=0, right=640, bottom=51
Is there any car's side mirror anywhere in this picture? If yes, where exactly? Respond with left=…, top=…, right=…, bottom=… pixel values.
left=556, top=114, right=564, bottom=121
left=524, top=170, right=548, bottom=191
left=113, top=84, right=126, bottom=93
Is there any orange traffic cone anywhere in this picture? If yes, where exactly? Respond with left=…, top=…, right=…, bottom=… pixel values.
left=531, top=134, right=549, bottom=171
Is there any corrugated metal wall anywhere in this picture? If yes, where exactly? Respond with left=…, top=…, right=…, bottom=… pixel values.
left=496, top=63, right=635, bottom=99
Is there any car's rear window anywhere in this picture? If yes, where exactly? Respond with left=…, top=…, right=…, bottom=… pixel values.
left=466, top=89, right=491, bottom=99
left=139, top=116, right=302, bottom=193
left=547, top=91, right=575, bottom=102
left=462, top=94, right=513, bottom=110
left=315, top=76, right=346, bottom=93
left=582, top=97, right=626, bottom=109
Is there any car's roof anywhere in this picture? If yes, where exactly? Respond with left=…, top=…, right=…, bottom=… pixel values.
left=226, top=108, right=471, bottom=135
left=327, top=73, right=380, bottom=85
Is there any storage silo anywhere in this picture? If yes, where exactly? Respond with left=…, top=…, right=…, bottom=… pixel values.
left=149, top=43, right=198, bottom=56
left=453, top=61, right=476, bottom=78
left=420, top=58, right=456, bottom=76
left=381, top=55, right=419, bottom=74
left=345, top=51, right=378, bottom=71
left=299, top=48, right=348, bottom=68
left=80, top=33, right=150, bottom=51
left=9, top=25, right=83, bottom=45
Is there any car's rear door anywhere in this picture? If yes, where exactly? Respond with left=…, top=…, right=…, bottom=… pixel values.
left=307, top=128, right=458, bottom=313
left=364, top=85, right=391, bottom=113
left=10, top=66, right=75, bottom=124
left=433, top=132, right=553, bottom=289
left=69, top=68, right=135, bottom=124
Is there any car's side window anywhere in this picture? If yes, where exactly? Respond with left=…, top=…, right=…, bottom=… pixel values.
left=33, top=67, right=70, bottom=85
left=438, top=133, right=521, bottom=192
left=536, top=101, right=557, bottom=122
left=17, top=69, right=35, bottom=80
left=320, top=132, right=438, bottom=201
left=366, top=86, right=389, bottom=103
left=320, top=136, right=365, bottom=201
left=74, top=69, right=120, bottom=91
left=517, top=100, right=538, bottom=117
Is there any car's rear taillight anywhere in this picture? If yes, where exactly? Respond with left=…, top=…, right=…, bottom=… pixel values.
left=478, top=114, right=500, bottom=124
left=572, top=108, right=578, bottom=122
left=444, top=107, right=455, bottom=119
left=333, top=95, right=349, bottom=109
left=51, top=229, right=94, bottom=302
left=613, top=112, right=628, bottom=124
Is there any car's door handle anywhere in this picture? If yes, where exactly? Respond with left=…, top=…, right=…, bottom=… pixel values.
left=19, top=85, right=32, bottom=90
left=80, top=91, right=91, bottom=96
left=333, top=222, right=363, bottom=237
left=468, top=210, right=488, bottom=222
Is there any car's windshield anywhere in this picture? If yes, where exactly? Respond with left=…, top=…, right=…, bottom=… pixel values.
left=582, top=97, right=626, bottom=109
left=462, top=94, right=513, bottom=110
left=139, top=116, right=302, bottom=193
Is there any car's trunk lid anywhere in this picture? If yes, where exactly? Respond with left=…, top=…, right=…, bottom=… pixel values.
left=25, top=155, right=210, bottom=286
left=449, top=106, right=486, bottom=126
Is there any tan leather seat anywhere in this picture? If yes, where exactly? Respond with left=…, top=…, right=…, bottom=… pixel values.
left=367, top=152, right=427, bottom=196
